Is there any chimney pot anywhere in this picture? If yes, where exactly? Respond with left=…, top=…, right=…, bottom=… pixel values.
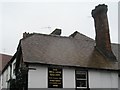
left=92, top=4, right=108, bottom=18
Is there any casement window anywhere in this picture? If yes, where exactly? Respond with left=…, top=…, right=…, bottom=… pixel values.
left=48, top=67, right=62, bottom=88
left=76, top=70, right=88, bottom=90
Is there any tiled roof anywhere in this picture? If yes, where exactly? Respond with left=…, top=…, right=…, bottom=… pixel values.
left=20, top=32, right=119, bottom=70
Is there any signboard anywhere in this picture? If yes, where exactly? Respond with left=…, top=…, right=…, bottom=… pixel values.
left=48, top=67, right=62, bottom=88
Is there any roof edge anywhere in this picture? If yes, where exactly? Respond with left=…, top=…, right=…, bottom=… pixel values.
left=25, top=62, right=119, bottom=71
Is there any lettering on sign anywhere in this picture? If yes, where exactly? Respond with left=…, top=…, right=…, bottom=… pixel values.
left=48, top=67, right=62, bottom=88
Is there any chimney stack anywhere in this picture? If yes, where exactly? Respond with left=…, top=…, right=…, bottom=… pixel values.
left=23, top=32, right=30, bottom=38
left=92, top=4, right=116, bottom=60
left=50, top=28, right=61, bottom=35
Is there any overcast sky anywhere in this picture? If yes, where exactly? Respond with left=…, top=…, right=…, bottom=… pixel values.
left=0, top=0, right=119, bottom=55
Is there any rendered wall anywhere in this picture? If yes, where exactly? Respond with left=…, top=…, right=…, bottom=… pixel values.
left=89, top=70, right=118, bottom=89
left=28, top=65, right=48, bottom=88
left=63, top=67, right=75, bottom=88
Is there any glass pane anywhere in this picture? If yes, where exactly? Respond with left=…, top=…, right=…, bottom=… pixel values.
left=76, top=73, right=86, bottom=79
left=76, top=71, right=86, bottom=74
left=76, top=80, right=87, bottom=87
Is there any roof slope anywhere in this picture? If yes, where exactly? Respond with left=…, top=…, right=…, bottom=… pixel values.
left=0, top=54, right=12, bottom=73
left=111, top=44, right=120, bottom=69
left=20, top=32, right=119, bottom=70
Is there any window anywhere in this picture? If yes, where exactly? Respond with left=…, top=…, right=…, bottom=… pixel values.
left=76, top=70, right=88, bottom=90
left=48, top=67, right=62, bottom=88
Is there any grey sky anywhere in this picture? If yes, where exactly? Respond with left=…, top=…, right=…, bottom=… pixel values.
left=0, top=0, right=119, bottom=55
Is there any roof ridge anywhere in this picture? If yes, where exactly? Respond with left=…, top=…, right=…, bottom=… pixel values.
left=69, top=31, right=94, bottom=41
left=21, top=32, right=71, bottom=41
left=21, top=31, right=95, bottom=42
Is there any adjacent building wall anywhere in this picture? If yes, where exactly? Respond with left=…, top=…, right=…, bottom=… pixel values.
left=1, top=58, right=16, bottom=89
left=2, top=66, right=11, bottom=89
left=2, top=69, right=8, bottom=88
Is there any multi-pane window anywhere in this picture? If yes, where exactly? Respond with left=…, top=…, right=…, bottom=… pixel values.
left=76, top=70, right=88, bottom=90
left=48, top=67, right=62, bottom=88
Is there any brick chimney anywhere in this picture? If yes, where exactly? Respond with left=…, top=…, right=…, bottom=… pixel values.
left=92, top=4, right=116, bottom=60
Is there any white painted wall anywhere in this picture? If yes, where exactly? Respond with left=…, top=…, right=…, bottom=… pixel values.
left=28, top=65, right=76, bottom=89
left=63, top=68, right=75, bottom=88
left=28, top=65, right=48, bottom=88
left=89, top=70, right=118, bottom=89
left=28, top=65, right=119, bottom=89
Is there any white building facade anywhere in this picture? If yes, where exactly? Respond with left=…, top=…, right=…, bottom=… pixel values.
left=1, top=63, right=120, bottom=90
left=28, top=64, right=119, bottom=89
